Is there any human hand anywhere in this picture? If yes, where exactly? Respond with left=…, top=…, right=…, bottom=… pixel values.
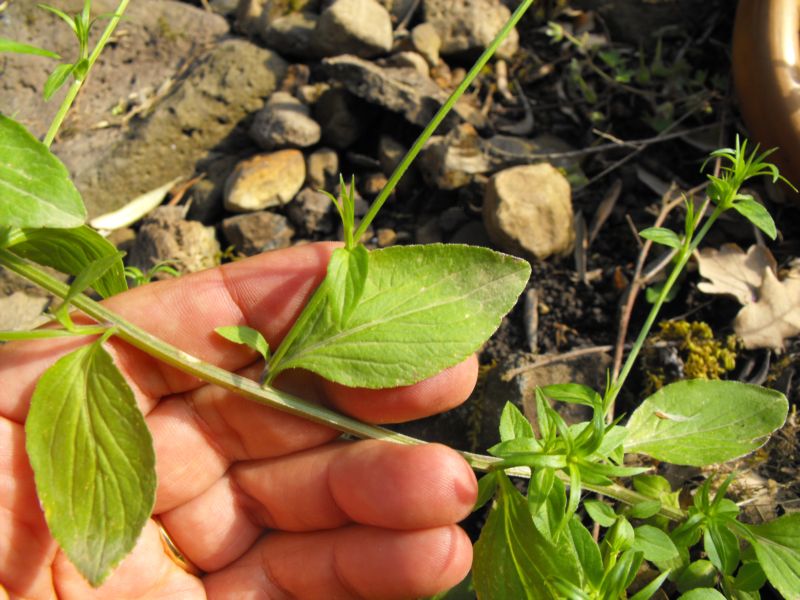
left=0, top=242, right=479, bottom=599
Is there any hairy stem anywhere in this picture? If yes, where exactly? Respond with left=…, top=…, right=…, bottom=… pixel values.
left=0, top=248, right=687, bottom=520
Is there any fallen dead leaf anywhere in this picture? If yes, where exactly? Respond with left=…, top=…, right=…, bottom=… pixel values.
left=734, top=268, right=800, bottom=350
left=696, top=243, right=777, bottom=305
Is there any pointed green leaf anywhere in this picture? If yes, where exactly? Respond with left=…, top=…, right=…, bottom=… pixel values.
left=0, top=37, right=60, bottom=58
left=567, top=517, right=603, bottom=587
left=10, top=225, right=127, bottom=297
left=499, top=402, right=534, bottom=441
left=740, top=513, right=800, bottom=598
left=271, top=244, right=531, bottom=388
left=43, top=63, right=75, bottom=100
left=473, top=473, right=576, bottom=599
left=64, top=252, right=125, bottom=307
left=733, top=562, right=766, bottom=592
left=584, top=499, right=617, bottom=527
left=473, top=472, right=498, bottom=512
left=731, top=197, right=777, bottom=239
left=541, top=383, right=601, bottom=406
left=704, top=523, right=739, bottom=575
left=629, top=570, right=671, bottom=600
left=326, top=245, right=369, bottom=327
left=625, top=380, right=788, bottom=466
left=25, top=341, right=156, bottom=586
left=215, top=325, right=270, bottom=361
left=633, top=525, right=680, bottom=563
left=627, top=499, right=662, bottom=519
left=640, top=226, right=682, bottom=249
left=0, top=115, right=86, bottom=228
left=678, top=589, right=726, bottom=600
left=38, top=4, right=79, bottom=32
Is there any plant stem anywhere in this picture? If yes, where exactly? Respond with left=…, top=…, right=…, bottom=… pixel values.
left=353, top=0, right=535, bottom=241
left=606, top=203, right=724, bottom=409
left=43, top=0, right=130, bottom=147
left=0, top=248, right=687, bottom=521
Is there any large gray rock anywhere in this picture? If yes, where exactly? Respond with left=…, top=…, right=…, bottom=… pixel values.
left=314, top=0, right=394, bottom=58
left=322, top=54, right=487, bottom=130
left=250, top=92, right=321, bottom=150
left=260, top=12, right=321, bottom=59
left=75, top=39, right=286, bottom=218
left=0, top=0, right=233, bottom=218
left=483, top=163, right=575, bottom=260
left=423, top=0, right=518, bottom=60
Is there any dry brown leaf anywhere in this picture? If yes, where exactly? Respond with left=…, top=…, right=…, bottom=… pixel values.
left=734, top=268, right=800, bottom=350
left=696, top=244, right=777, bottom=305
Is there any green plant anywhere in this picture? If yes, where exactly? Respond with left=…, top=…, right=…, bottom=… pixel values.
left=0, top=2, right=797, bottom=598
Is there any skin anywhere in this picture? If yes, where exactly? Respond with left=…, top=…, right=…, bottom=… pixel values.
left=0, top=242, right=479, bottom=599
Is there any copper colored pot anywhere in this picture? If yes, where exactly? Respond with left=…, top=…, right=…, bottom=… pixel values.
left=733, top=0, right=800, bottom=188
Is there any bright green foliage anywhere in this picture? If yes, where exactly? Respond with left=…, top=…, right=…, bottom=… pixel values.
left=639, top=226, right=682, bottom=249
left=633, top=525, right=679, bottom=563
left=326, top=245, right=369, bottom=327
left=0, top=38, right=60, bottom=58
left=25, top=340, right=156, bottom=586
left=0, top=115, right=86, bottom=228
left=215, top=325, right=270, bottom=362
left=738, top=513, right=800, bottom=598
left=679, top=589, right=727, bottom=600
left=473, top=472, right=576, bottom=599
left=624, top=380, right=788, bottom=465
left=9, top=225, right=127, bottom=297
left=267, top=244, right=531, bottom=388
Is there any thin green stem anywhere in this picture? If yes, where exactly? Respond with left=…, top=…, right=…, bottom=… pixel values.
left=606, top=203, right=724, bottom=408
left=43, top=0, right=130, bottom=146
left=353, top=0, right=535, bottom=241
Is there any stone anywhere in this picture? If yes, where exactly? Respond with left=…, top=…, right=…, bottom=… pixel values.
left=361, top=172, right=389, bottom=196
left=449, top=220, right=491, bottom=246
left=260, top=0, right=321, bottom=24
left=0, top=0, right=233, bottom=218
left=314, top=0, right=394, bottom=58
left=287, top=188, right=336, bottom=234
left=76, top=40, right=287, bottom=218
left=224, top=150, right=306, bottom=212
left=377, top=135, right=406, bottom=175
left=419, top=123, right=491, bottom=190
left=0, top=293, right=49, bottom=331
left=260, top=12, right=321, bottom=59
left=423, top=0, right=518, bottom=60
left=411, top=22, right=441, bottom=66
left=322, top=54, right=488, bottom=130
left=483, top=163, right=575, bottom=260
left=376, top=228, right=398, bottom=247
left=385, top=51, right=430, bottom=78
left=222, top=212, right=295, bottom=255
left=127, top=208, right=220, bottom=275
left=250, top=91, right=321, bottom=150
left=313, top=88, right=368, bottom=149
left=306, top=148, right=340, bottom=191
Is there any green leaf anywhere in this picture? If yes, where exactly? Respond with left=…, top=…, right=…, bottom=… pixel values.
left=10, top=226, right=127, bottom=297
left=498, top=402, right=534, bottom=441
left=25, top=341, right=156, bottom=586
left=678, top=589, right=727, bottom=600
left=0, top=115, right=86, bottom=228
left=705, top=522, right=740, bottom=575
left=215, top=325, right=270, bottom=361
left=43, top=63, right=75, bottom=100
left=627, top=499, right=662, bottom=519
left=567, top=517, right=604, bottom=587
left=541, top=383, right=602, bottom=406
left=624, top=380, right=788, bottom=466
left=0, top=37, right=60, bottom=59
left=473, top=473, right=576, bottom=599
left=473, top=472, right=498, bottom=512
left=326, top=245, right=369, bottom=327
left=633, top=525, right=680, bottom=563
left=72, top=58, right=90, bottom=81
left=269, top=244, right=531, bottom=388
left=38, top=4, right=79, bottom=32
left=730, top=197, right=777, bottom=239
left=584, top=499, right=617, bottom=527
left=0, top=325, right=106, bottom=341
left=740, top=513, right=800, bottom=598
left=676, top=560, right=718, bottom=593
left=640, top=226, right=682, bottom=249
left=733, top=562, right=766, bottom=592
left=629, top=570, right=671, bottom=600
